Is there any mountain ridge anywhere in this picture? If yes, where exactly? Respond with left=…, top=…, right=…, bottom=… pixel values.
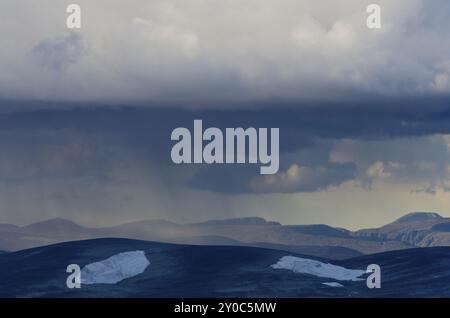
left=353, top=211, right=450, bottom=246
left=0, top=214, right=412, bottom=257
left=391, top=212, right=443, bottom=224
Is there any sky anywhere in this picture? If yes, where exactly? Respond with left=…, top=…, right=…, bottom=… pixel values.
left=0, top=1, right=450, bottom=229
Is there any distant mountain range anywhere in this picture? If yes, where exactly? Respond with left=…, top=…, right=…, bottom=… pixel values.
left=1, top=212, right=449, bottom=259
left=1, top=238, right=450, bottom=297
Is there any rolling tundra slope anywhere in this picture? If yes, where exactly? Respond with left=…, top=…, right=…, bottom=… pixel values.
left=0, top=238, right=449, bottom=297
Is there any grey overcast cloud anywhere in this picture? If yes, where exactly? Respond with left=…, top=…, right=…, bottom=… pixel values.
left=0, top=0, right=449, bottom=231
left=1, top=0, right=450, bottom=104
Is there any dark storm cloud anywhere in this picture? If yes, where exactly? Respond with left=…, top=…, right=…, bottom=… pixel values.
left=0, top=97, right=450, bottom=193
left=3, top=97, right=450, bottom=144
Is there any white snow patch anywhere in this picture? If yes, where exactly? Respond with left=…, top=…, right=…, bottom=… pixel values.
left=322, top=282, right=344, bottom=287
left=271, top=256, right=365, bottom=281
left=81, top=251, right=150, bottom=285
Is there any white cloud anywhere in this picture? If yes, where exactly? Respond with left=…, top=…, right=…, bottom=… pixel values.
left=250, top=164, right=302, bottom=192
left=366, top=161, right=391, bottom=179
left=431, top=62, right=450, bottom=92
left=330, top=134, right=450, bottom=192
left=131, top=17, right=200, bottom=58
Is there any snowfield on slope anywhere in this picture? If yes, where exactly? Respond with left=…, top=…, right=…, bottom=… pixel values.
left=271, top=256, right=365, bottom=281
left=81, top=251, right=150, bottom=285
left=322, top=282, right=344, bottom=287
